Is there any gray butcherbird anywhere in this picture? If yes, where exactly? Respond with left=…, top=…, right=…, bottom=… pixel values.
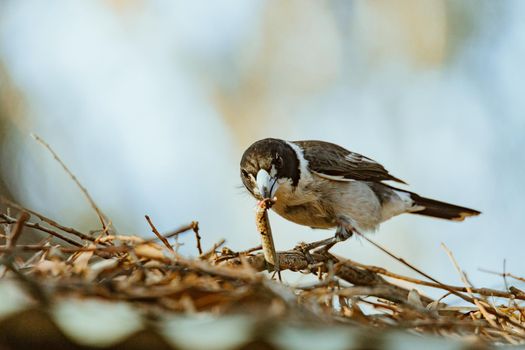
left=240, top=138, right=480, bottom=245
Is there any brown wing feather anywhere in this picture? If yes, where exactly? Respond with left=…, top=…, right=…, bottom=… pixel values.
left=293, top=140, right=406, bottom=184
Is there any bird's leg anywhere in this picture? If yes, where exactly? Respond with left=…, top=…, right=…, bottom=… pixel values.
left=295, top=219, right=355, bottom=253
left=312, top=224, right=355, bottom=253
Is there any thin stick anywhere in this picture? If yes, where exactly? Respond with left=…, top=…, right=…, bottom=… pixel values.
left=200, top=239, right=226, bottom=260
left=1, top=198, right=95, bottom=242
left=28, top=222, right=83, bottom=247
left=7, top=211, right=30, bottom=248
left=192, top=221, right=203, bottom=255
left=479, top=268, right=525, bottom=284
left=341, top=258, right=525, bottom=300
left=0, top=213, right=82, bottom=247
left=145, top=215, right=174, bottom=252
left=239, top=245, right=263, bottom=255
left=354, top=231, right=453, bottom=288
left=0, top=244, right=128, bottom=254
left=353, top=232, right=501, bottom=308
left=144, top=223, right=195, bottom=243
left=503, top=259, right=510, bottom=292
left=214, top=245, right=263, bottom=263
left=356, top=232, right=525, bottom=333
left=439, top=244, right=525, bottom=334
left=441, top=243, right=500, bottom=330
left=31, top=133, right=109, bottom=231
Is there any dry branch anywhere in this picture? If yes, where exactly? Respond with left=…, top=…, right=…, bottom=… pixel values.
left=192, top=221, right=203, bottom=255
left=31, top=134, right=110, bottom=231
left=220, top=249, right=434, bottom=305
left=145, top=215, right=174, bottom=252
left=341, top=257, right=525, bottom=301
left=1, top=198, right=95, bottom=242
left=0, top=212, right=82, bottom=246
left=7, top=211, right=30, bottom=248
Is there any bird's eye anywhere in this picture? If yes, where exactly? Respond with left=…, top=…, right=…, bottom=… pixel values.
left=241, top=169, right=249, bottom=177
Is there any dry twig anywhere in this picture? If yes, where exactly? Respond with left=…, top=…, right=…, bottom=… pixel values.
left=145, top=215, right=174, bottom=252
left=6, top=211, right=30, bottom=248
left=192, top=221, right=203, bottom=255
left=31, top=133, right=110, bottom=232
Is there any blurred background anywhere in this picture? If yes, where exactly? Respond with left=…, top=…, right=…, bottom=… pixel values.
left=0, top=0, right=523, bottom=297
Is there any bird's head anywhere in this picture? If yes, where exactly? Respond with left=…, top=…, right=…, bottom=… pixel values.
left=240, top=138, right=300, bottom=201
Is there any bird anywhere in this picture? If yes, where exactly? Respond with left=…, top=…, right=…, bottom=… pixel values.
left=240, top=138, right=480, bottom=241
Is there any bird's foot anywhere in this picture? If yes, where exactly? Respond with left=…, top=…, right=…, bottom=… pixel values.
left=294, top=224, right=354, bottom=254
left=335, top=225, right=353, bottom=242
left=294, top=237, right=337, bottom=254
left=293, top=242, right=316, bottom=264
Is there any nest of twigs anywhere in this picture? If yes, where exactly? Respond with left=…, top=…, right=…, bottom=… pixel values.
left=1, top=200, right=525, bottom=348
left=1, top=137, right=524, bottom=349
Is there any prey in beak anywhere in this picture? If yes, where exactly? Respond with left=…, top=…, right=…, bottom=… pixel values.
left=256, top=169, right=279, bottom=201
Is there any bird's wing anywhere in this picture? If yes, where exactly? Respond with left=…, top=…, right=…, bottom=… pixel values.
left=292, top=140, right=406, bottom=184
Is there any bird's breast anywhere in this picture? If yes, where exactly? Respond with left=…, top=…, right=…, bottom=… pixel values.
left=272, top=202, right=336, bottom=229
left=271, top=178, right=336, bottom=229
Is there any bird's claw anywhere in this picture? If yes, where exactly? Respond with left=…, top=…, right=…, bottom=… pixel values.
left=293, top=225, right=354, bottom=256
left=335, top=225, right=353, bottom=242
left=295, top=237, right=338, bottom=252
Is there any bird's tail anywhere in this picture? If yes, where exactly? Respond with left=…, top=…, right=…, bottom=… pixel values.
left=408, top=192, right=481, bottom=221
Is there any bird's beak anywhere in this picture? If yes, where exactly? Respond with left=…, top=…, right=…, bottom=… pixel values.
left=256, top=169, right=279, bottom=199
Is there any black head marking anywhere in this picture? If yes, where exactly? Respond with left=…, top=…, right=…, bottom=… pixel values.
left=240, top=138, right=301, bottom=196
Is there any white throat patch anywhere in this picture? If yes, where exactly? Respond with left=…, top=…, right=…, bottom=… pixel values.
left=285, top=141, right=311, bottom=183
